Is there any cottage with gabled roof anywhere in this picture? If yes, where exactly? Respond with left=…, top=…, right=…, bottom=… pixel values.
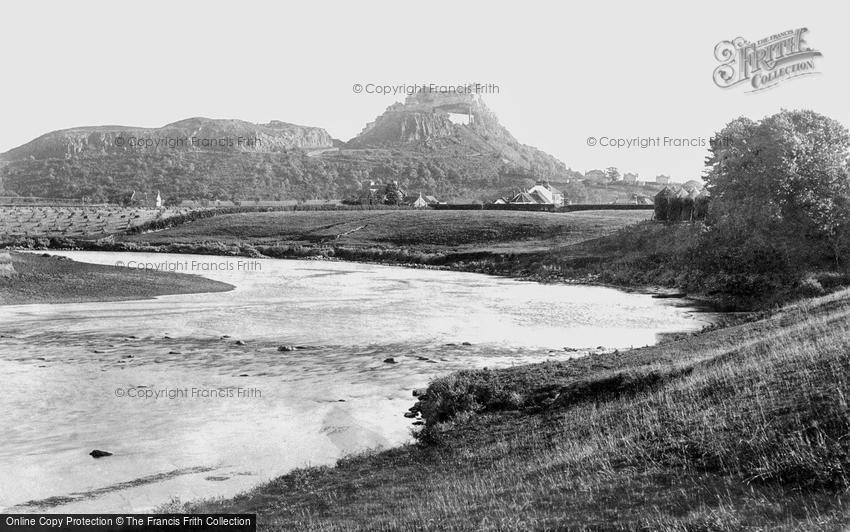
left=526, top=182, right=564, bottom=206
left=509, top=191, right=538, bottom=204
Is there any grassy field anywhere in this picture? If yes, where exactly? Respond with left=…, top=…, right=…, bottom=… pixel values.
left=123, top=209, right=650, bottom=252
left=0, top=252, right=233, bottom=305
left=179, top=288, right=850, bottom=531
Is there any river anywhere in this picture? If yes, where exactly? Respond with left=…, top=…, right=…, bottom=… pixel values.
left=0, top=251, right=712, bottom=512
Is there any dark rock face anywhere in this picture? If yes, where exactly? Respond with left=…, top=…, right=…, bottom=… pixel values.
left=344, top=92, right=567, bottom=178
left=351, top=109, right=455, bottom=145
left=89, top=449, right=112, bottom=458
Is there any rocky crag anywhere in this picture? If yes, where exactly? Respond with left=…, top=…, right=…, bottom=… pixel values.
left=0, top=94, right=571, bottom=202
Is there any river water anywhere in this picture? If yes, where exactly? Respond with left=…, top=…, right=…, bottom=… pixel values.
left=0, top=251, right=711, bottom=512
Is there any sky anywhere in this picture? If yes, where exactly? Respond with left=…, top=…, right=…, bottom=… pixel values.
left=0, top=0, right=846, bottom=181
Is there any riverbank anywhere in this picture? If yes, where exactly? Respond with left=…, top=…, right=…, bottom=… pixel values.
left=4, top=209, right=720, bottom=306
left=7, top=208, right=835, bottom=310
left=177, top=287, right=850, bottom=530
left=0, top=251, right=233, bottom=305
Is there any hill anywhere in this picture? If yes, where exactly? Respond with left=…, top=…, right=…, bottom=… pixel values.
left=342, top=91, right=568, bottom=178
left=0, top=117, right=333, bottom=161
left=0, top=94, right=575, bottom=203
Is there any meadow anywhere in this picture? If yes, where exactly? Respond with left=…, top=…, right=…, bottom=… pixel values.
left=122, top=209, right=651, bottom=251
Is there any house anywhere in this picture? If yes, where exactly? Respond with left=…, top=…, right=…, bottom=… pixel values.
left=527, top=190, right=545, bottom=204
left=623, top=172, right=639, bottom=184
left=505, top=181, right=565, bottom=206
left=406, top=192, right=429, bottom=208
left=124, top=190, right=164, bottom=208
left=526, top=182, right=564, bottom=206
left=508, top=192, right=538, bottom=204
left=655, top=174, right=671, bottom=185
left=424, top=195, right=441, bottom=205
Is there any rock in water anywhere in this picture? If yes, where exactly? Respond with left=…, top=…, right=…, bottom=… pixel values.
left=89, top=450, right=112, bottom=458
left=383, top=357, right=397, bottom=364
left=277, top=345, right=295, bottom=352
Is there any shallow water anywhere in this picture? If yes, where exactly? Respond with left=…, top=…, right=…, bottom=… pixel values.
left=0, top=251, right=711, bottom=512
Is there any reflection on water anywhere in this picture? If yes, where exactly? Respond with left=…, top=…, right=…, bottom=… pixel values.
left=0, top=251, right=710, bottom=512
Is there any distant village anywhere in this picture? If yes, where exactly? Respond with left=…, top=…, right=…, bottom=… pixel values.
left=347, top=168, right=704, bottom=209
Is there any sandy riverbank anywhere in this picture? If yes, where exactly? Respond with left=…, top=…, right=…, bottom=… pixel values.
left=0, top=251, right=233, bottom=305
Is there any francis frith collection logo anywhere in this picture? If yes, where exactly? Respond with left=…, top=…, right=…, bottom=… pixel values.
left=713, top=28, right=822, bottom=92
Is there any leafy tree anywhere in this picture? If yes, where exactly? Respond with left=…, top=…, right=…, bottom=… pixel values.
left=383, top=182, right=404, bottom=205
left=705, top=109, right=850, bottom=267
left=605, top=167, right=621, bottom=182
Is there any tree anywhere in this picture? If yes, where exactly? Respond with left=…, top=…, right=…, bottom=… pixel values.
left=383, top=182, right=404, bottom=205
left=705, top=109, right=850, bottom=267
left=605, top=167, right=621, bottom=182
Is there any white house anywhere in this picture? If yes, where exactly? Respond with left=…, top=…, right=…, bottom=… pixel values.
left=410, top=193, right=428, bottom=208
left=522, top=182, right=564, bottom=206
